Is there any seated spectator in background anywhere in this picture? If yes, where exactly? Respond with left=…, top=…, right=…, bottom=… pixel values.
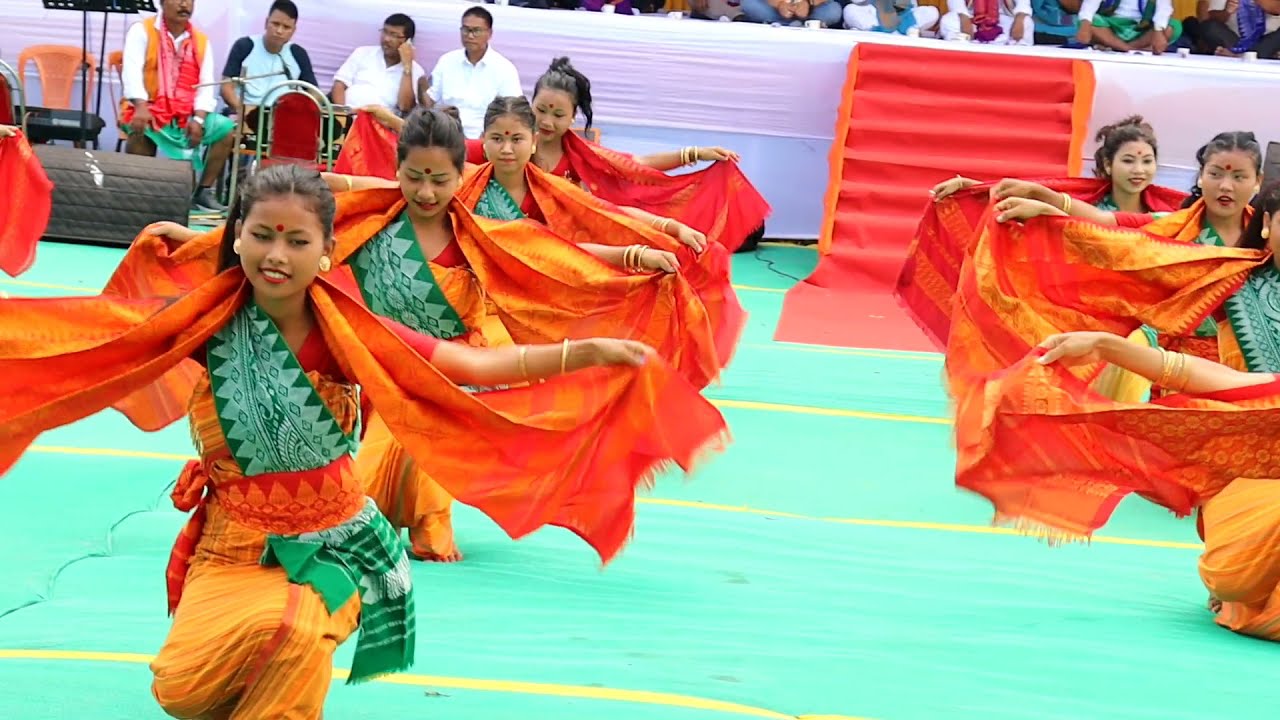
left=741, top=0, right=844, bottom=25
left=1032, top=0, right=1081, bottom=42
left=843, top=0, right=941, bottom=33
left=940, top=0, right=1034, bottom=43
left=120, top=0, right=235, bottom=212
left=220, top=0, right=317, bottom=122
left=1076, top=0, right=1182, bottom=52
left=689, top=0, right=746, bottom=19
left=1190, top=0, right=1280, bottom=57
left=331, top=13, right=424, bottom=114
left=423, top=7, right=522, bottom=138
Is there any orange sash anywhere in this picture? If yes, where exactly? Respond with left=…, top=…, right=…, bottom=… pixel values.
left=457, top=163, right=745, bottom=371
left=897, top=178, right=1188, bottom=349
left=0, top=272, right=727, bottom=564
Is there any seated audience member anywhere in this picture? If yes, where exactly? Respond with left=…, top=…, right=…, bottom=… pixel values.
left=120, top=0, right=235, bottom=212
left=689, top=0, right=746, bottom=19
left=220, top=0, right=317, bottom=122
left=1076, top=0, right=1182, bottom=52
left=940, top=0, right=1034, bottom=43
left=844, top=0, right=941, bottom=33
left=423, top=7, right=522, bottom=139
left=741, top=0, right=845, bottom=25
left=1032, top=0, right=1081, bottom=42
left=331, top=13, right=425, bottom=115
left=1191, top=0, right=1280, bottom=57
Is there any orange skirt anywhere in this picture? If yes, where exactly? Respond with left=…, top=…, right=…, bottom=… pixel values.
left=1199, top=478, right=1280, bottom=641
left=151, top=498, right=361, bottom=718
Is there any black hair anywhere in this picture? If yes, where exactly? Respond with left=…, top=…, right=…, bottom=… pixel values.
left=397, top=106, right=467, bottom=172
left=483, top=95, right=536, bottom=135
left=1241, top=181, right=1280, bottom=251
left=384, top=13, right=416, bottom=40
left=463, top=6, right=494, bottom=28
left=533, top=56, right=593, bottom=130
left=268, top=0, right=298, bottom=20
left=217, top=164, right=336, bottom=272
left=1182, top=130, right=1262, bottom=209
left=1092, top=115, right=1157, bottom=181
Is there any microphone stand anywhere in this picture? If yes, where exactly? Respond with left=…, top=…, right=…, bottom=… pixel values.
left=194, top=69, right=286, bottom=209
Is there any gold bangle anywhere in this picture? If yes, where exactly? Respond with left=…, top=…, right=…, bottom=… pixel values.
left=560, top=339, right=571, bottom=374
left=517, top=345, right=529, bottom=381
left=622, top=245, right=636, bottom=270
left=636, top=246, right=648, bottom=269
left=344, top=174, right=353, bottom=193
left=691, top=146, right=700, bottom=164
left=1060, top=192, right=1072, bottom=214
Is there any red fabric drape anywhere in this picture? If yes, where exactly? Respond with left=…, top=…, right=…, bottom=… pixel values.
left=0, top=132, right=54, bottom=278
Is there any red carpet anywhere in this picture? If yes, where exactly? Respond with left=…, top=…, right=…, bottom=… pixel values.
left=775, top=43, right=1094, bottom=351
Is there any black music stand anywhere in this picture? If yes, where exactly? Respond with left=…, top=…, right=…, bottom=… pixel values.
left=38, top=0, right=156, bottom=145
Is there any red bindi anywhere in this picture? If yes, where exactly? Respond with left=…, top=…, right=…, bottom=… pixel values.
left=1224, top=164, right=1234, bottom=171
left=275, top=224, right=285, bottom=232
left=423, top=167, right=432, bottom=174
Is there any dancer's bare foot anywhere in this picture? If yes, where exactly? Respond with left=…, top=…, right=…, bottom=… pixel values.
left=1215, top=47, right=1239, bottom=57
left=409, top=514, right=463, bottom=563
left=1208, top=594, right=1223, bottom=613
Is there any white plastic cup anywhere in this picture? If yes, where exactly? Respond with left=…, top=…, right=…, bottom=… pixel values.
left=668, top=10, right=683, bottom=18
left=601, top=2, right=615, bottom=11
left=805, top=19, right=821, bottom=28
left=1244, top=51, right=1258, bottom=62
left=906, top=27, right=920, bottom=37
left=1177, top=47, right=1190, bottom=57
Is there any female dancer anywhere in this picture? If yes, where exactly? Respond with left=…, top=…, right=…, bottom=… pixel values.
left=121, top=108, right=735, bottom=563
left=899, top=115, right=1185, bottom=346
left=529, top=57, right=770, bottom=253
left=985, top=131, right=1266, bottom=399
left=956, top=328, right=1280, bottom=642
left=0, top=164, right=726, bottom=717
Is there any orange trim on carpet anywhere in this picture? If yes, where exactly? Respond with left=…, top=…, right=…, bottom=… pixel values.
left=818, top=49, right=860, bottom=256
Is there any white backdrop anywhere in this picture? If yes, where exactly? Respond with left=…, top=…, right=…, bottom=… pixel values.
left=5, top=0, right=1280, bottom=237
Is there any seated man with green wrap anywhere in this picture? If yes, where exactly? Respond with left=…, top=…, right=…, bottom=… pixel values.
left=1076, top=0, right=1183, bottom=51
left=121, top=0, right=235, bottom=212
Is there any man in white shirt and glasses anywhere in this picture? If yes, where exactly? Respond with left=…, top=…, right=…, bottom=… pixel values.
left=422, top=6, right=523, bottom=138
left=331, top=13, right=425, bottom=116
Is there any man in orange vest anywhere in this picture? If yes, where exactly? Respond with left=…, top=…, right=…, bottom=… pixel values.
left=120, top=0, right=235, bottom=212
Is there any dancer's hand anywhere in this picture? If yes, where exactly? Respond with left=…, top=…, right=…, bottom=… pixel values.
left=697, top=146, right=740, bottom=163
left=674, top=224, right=707, bottom=253
left=0, top=125, right=16, bottom=139
left=994, top=196, right=1066, bottom=222
left=361, top=105, right=399, bottom=128
left=1036, top=332, right=1119, bottom=367
left=575, top=338, right=652, bottom=369
left=930, top=175, right=979, bottom=201
left=989, top=178, right=1054, bottom=203
left=638, top=249, right=680, bottom=273
left=144, top=221, right=200, bottom=244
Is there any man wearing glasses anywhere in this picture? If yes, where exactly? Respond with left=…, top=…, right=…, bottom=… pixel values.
left=331, top=13, right=425, bottom=115
left=422, top=6, right=523, bottom=138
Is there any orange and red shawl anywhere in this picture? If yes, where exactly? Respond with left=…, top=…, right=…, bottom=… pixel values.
left=0, top=132, right=54, bottom=277
left=333, top=111, right=400, bottom=180
left=560, top=131, right=770, bottom=253
left=944, top=211, right=1268, bottom=397
left=954, top=349, right=1280, bottom=540
left=0, top=272, right=727, bottom=563
left=897, top=178, right=1188, bottom=349
left=457, top=162, right=745, bottom=371
left=333, top=190, right=727, bottom=390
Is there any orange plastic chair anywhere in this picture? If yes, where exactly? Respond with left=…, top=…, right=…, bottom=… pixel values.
left=106, top=49, right=128, bottom=150
left=18, top=44, right=97, bottom=110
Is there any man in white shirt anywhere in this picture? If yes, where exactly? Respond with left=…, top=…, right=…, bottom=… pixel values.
left=120, top=0, right=236, bottom=212
left=423, top=7, right=523, bottom=139
left=1076, top=0, right=1182, bottom=53
left=1193, top=0, right=1280, bottom=57
left=331, top=14, right=425, bottom=116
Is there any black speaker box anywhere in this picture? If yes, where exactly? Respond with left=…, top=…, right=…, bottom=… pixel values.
left=33, top=145, right=194, bottom=248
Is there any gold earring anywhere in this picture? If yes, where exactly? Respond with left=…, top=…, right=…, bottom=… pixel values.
left=232, top=239, right=242, bottom=254
left=1264, top=226, right=1271, bottom=240
left=319, top=256, right=332, bottom=272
